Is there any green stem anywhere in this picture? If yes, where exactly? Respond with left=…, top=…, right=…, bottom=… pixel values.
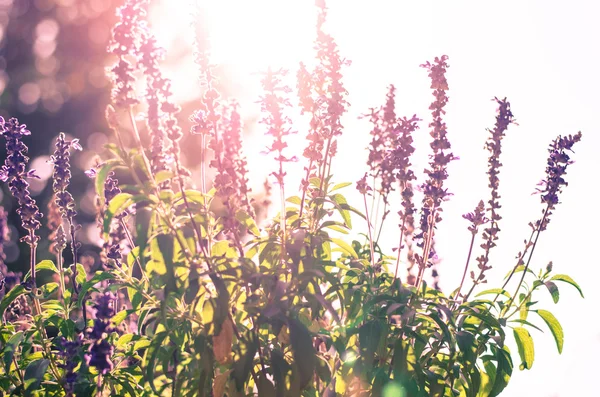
left=362, top=193, right=376, bottom=273
left=453, top=230, right=478, bottom=307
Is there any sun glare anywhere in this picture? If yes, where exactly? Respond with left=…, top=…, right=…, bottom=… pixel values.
left=152, top=0, right=316, bottom=75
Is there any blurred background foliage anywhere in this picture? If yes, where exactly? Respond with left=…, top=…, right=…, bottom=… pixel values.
left=0, top=0, right=239, bottom=273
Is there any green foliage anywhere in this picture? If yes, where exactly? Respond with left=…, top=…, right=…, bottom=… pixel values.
left=0, top=1, right=583, bottom=397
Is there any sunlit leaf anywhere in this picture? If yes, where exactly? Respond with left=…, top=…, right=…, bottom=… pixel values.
left=95, top=159, right=121, bottom=207
left=544, top=281, right=559, bottom=304
left=550, top=274, right=584, bottom=298
left=3, top=331, right=24, bottom=372
left=36, top=259, right=58, bottom=273
left=535, top=309, right=564, bottom=353
left=330, top=237, right=358, bottom=259
left=475, top=288, right=511, bottom=299
left=513, top=327, right=534, bottom=370
left=232, top=334, right=257, bottom=391
left=0, top=285, right=26, bottom=319
left=24, top=358, right=49, bottom=395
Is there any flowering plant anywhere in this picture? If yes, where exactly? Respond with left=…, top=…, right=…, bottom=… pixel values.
left=0, top=1, right=583, bottom=396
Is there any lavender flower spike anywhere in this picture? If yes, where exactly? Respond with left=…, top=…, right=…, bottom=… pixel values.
left=51, top=132, right=82, bottom=221
left=0, top=117, right=42, bottom=244
left=86, top=292, right=116, bottom=375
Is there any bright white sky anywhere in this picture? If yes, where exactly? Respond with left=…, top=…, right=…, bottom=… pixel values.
left=152, top=1, right=600, bottom=396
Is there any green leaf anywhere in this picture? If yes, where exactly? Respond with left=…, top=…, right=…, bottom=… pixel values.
left=36, top=259, right=58, bottom=273
left=535, top=310, right=564, bottom=354
left=329, top=193, right=352, bottom=228
left=232, top=334, right=258, bottom=391
left=544, top=281, right=559, bottom=304
left=3, top=331, right=24, bottom=372
left=112, top=309, right=134, bottom=326
left=504, top=265, right=535, bottom=280
left=135, top=207, right=152, bottom=268
left=508, top=319, right=544, bottom=333
left=75, top=263, right=87, bottom=286
left=480, top=359, right=497, bottom=397
left=235, top=210, right=260, bottom=237
left=550, top=274, right=584, bottom=298
left=0, top=285, right=26, bottom=319
left=271, top=349, right=289, bottom=396
left=40, top=282, right=59, bottom=299
left=286, top=196, right=302, bottom=205
left=104, top=192, right=133, bottom=233
left=489, top=346, right=512, bottom=397
left=144, top=332, right=168, bottom=395
left=359, top=320, right=383, bottom=371
left=513, top=327, right=534, bottom=370
left=77, top=271, right=115, bottom=307
left=156, top=234, right=177, bottom=295
left=330, top=238, right=358, bottom=259
left=24, top=358, right=49, bottom=396
left=475, top=288, right=511, bottom=299
left=289, top=317, right=316, bottom=390
left=95, top=159, right=121, bottom=207
left=154, top=170, right=174, bottom=185
left=330, top=182, right=352, bottom=192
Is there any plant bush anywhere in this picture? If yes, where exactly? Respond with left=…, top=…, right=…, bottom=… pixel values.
left=0, top=0, right=584, bottom=396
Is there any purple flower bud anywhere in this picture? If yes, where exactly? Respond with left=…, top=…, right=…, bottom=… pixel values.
left=85, top=168, right=97, bottom=178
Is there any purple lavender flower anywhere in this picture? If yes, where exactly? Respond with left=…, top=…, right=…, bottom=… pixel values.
left=138, top=27, right=171, bottom=178
left=87, top=339, right=114, bottom=375
left=56, top=335, right=83, bottom=396
left=463, top=200, right=489, bottom=234
left=51, top=132, right=82, bottom=283
left=535, top=131, right=582, bottom=230
left=93, top=170, right=127, bottom=268
left=414, top=56, right=456, bottom=288
left=47, top=196, right=67, bottom=256
left=213, top=102, right=254, bottom=235
left=86, top=292, right=116, bottom=375
left=107, top=0, right=148, bottom=107
left=470, top=98, right=515, bottom=288
left=51, top=133, right=81, bottom=221
left=0, top=117, right=42, bottom=242
left=259, top=68, right=297, bottom=184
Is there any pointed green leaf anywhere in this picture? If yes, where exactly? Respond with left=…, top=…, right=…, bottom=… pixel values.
left=513, top=327, right=534, bottom=370
left=235, top=209, right=260, bottom=237
left=232, top=334, right=258, bottom=391
left=535, top=309, right=564, bottom=354
left=36, top=260, right=58, bottom=273
left=24, top=358, right=49, bottom=395
left=288, top=317, right=316, bottom=390
left=95, top=159, right=121, bottom=207
left=475, top=288, right=511, bottom=299
left=550, top=274, right=584, bottom=298
left=544, top=281, right=559, bottom=304
left=0, top=285, right=26, bottom=319
left=330, top=182, right=352, bottom=192
left=104, top=192, right=133, bottom=233
left=3, top=332, right=24, bottom=372
left=154, top=170, right=174, bottom=185
left=330, top=238, right=358, bottom=259
left=480, top=359, right=497, bottom=397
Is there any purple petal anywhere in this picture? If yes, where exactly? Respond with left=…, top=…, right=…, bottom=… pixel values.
left=26, top=170, right=40, bottom=179
left=71, top=139, right=83, bottom=151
